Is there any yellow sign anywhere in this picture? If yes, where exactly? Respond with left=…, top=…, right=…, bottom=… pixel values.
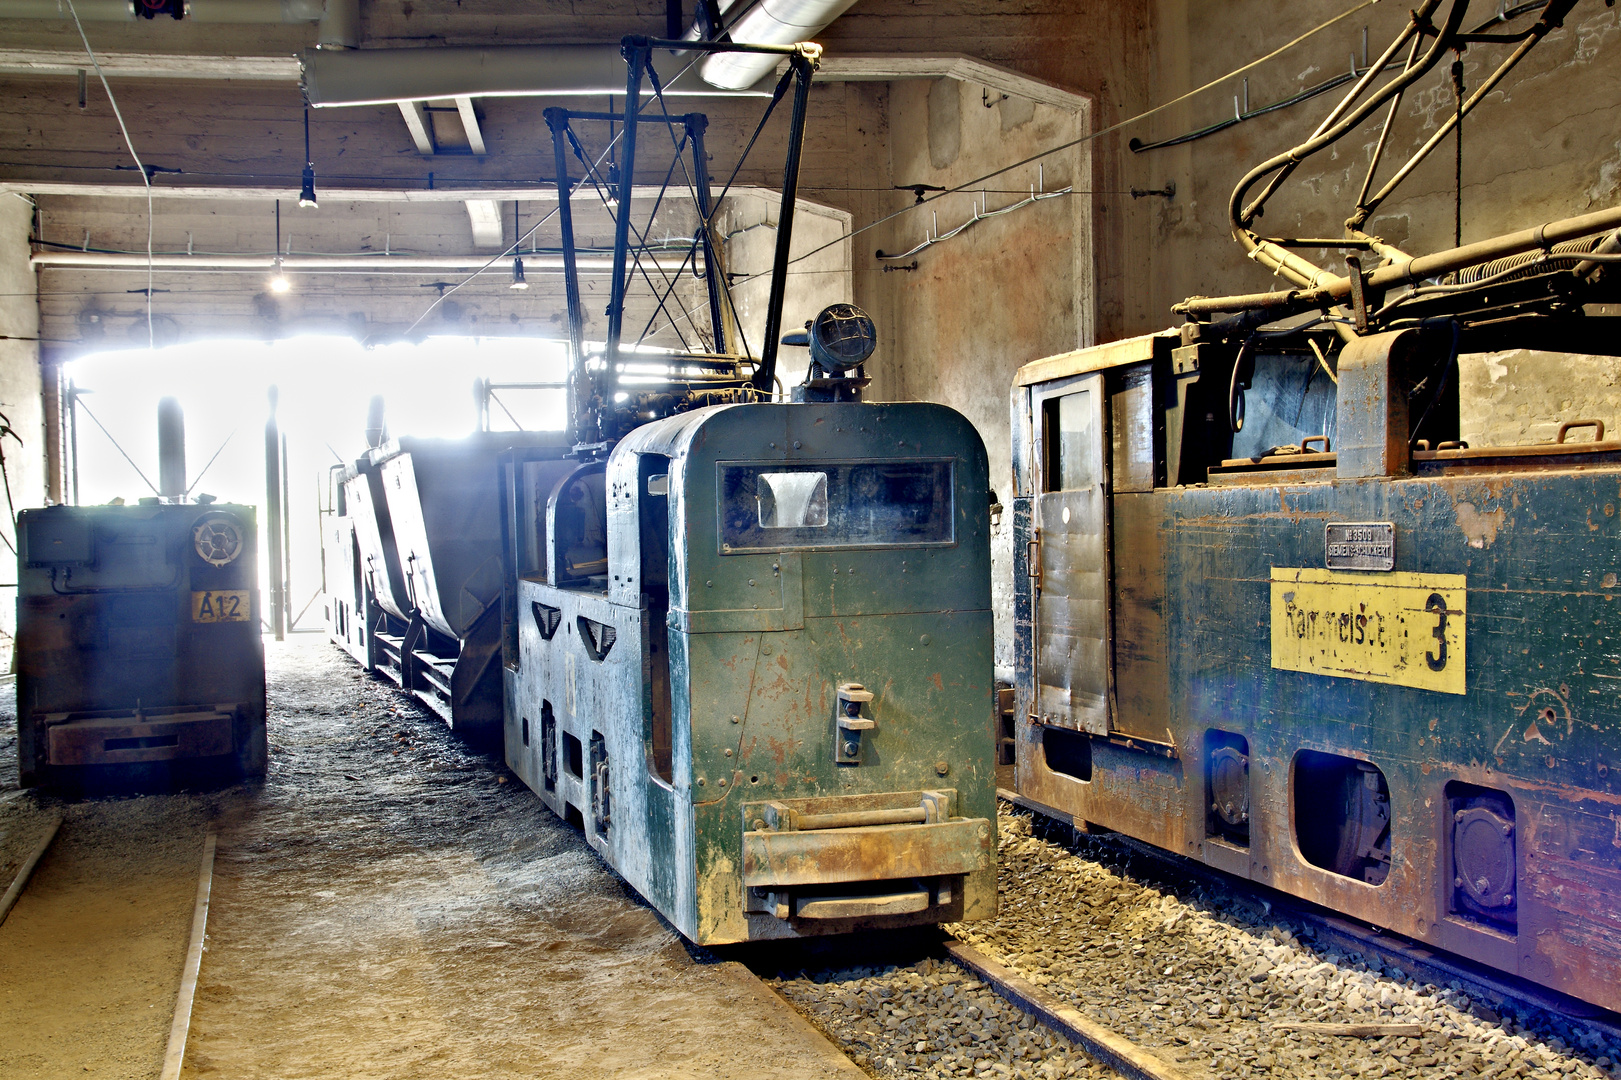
left=192, top=589, right=251, bottom=624
left=1271, top=568, right=1465, bottom=695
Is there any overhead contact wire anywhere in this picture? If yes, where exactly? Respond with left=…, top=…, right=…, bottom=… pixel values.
left=751, top=0, right=1383, bottom=278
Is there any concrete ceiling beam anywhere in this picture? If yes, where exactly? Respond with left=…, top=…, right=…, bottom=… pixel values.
left=0, top=48, right=299, bottom=80
left=454, top=97, right=486, bottom=155
left=397, top=101, right=435, bottom=155
left=463, top=198, right=503, bottom=250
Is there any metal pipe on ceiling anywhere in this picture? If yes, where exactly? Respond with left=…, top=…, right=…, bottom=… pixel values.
left=698, top=0, right=858, bottom=90
left=301, top=44, right=776, bottom=107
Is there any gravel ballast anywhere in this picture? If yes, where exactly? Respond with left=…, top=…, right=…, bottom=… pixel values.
left=768, top=805, right=1621, bottom=1080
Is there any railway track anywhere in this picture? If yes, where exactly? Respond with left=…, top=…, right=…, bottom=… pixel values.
left=0, top=809, right=214, bottom=1080
left=762, top=801, right=1621, bottom=1080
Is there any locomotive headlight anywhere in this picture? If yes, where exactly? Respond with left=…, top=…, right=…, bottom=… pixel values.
left=192, top=512, right=246, bottom=567
left=806, top=303, right=877, bottom=373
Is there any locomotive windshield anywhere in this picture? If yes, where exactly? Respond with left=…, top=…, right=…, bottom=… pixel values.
left=718, top=460, right=955, bottom=552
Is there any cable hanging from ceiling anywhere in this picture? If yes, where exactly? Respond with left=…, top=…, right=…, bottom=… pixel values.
left=62, top=0, right=155, bottom=347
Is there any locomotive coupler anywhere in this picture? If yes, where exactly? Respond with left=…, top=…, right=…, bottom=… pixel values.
left=834, top=683, right=875, bottom=765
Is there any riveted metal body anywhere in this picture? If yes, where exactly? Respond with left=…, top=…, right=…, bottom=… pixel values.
left=1012, top=328, right=1621, bottom=1013
left=501, top=401, right=996, bottom=943
left=15, top=502, right=266, bottom=788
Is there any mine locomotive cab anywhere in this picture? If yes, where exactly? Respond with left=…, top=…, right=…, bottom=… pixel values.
left=503, top=337, right=997, bottom=942
left=16, top=501, right=267, bottom=789
left=1011, top=313, right=1621, bottom=1011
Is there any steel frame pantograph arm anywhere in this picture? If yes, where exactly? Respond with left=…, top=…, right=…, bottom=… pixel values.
left=544, top=36, right=820, bottom=444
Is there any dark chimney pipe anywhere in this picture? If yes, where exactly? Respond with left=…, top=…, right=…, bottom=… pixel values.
left=158, top=396, right=186, bottom=500
left=364, top=395, right=387, bottom=449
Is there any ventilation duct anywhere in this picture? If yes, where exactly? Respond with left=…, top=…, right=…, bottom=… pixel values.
left=699, top=0, right=859, bottom=90
left=302, top=44, right=776, bottom=107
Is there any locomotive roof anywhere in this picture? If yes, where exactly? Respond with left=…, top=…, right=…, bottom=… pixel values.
left=1013, top=328, right=1180, bottom=387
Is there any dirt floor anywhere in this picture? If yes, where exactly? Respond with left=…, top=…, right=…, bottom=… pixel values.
left=0, top=636, right=866, bottom=1080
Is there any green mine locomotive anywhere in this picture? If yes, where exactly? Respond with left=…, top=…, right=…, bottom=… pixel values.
left=499, top=317, right=998, bottom=943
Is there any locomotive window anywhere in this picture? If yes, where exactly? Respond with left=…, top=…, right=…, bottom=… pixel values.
left=718, top=460, right=954, bottom=552
left=757, top=472, right=829, bottom=528
left=1045, top=388, right=1098, bottom=492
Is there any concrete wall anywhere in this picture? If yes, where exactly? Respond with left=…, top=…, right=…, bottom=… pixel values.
left=1119, top=0, right=1621, bottom=334
left=0, top=194, right=46, bottom=666
left=862, top=77, right=1090, bottom=671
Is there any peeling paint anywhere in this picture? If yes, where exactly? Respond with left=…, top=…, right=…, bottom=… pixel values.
left=1455, top=501, right=1506, bottom=549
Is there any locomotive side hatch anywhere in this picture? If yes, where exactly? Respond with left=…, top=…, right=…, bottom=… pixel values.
left=1031, top=372, right=1112, bottom=736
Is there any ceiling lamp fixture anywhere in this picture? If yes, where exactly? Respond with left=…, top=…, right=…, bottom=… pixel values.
left=509, top=201, right=528, bottom=289
left=298, top=107, right=319, bottom=209
left=270, top=201, right=291, bottom=293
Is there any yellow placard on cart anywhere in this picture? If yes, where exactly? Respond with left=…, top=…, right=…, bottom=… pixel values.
left=1270, top=568, right=1465, bottom=695
left=192, top=589, right=251, bottom=624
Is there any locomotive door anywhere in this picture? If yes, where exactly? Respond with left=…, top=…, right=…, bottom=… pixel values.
left=1032, top=373, right=1112, bottom=735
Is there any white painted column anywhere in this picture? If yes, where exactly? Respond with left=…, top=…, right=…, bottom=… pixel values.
left=0, top=193, right=46, bottom=666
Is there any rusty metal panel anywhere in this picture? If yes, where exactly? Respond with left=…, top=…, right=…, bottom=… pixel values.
left=742, top=819, right=993, bottom=887
left=1109, top=493, right=1170, bottom=742
left=47, top=708, right=235, bottom=766
left=1033, top=373, right=1111, bottom=735
left=1336, top=330, right=1415, bottom=479
left=1109, top=363, right=1160, bottom=494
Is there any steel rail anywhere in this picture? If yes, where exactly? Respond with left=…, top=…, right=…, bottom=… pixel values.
left=944, top=940, right=1198, bottom=1080
left=0, top=815, right=62, bottom=928
left=158, top=832, right=217, bottom=1080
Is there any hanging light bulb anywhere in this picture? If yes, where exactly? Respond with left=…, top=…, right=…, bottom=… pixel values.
left=269, top=201, right=291, bottom=292
left=297, top=108, right=318, bottom=209
left=509, top=199, right=528, bottom=289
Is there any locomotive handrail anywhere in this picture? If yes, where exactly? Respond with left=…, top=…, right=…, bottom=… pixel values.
left=794, top=806, right=929, bottom=831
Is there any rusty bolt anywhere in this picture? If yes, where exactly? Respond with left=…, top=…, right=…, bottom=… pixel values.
left=731, top=715, right=741, bottom=724
left=1503, top=893, right=1514, bottom=905
left=1455, top=810, right=1466, bottom=822
left=753, top=818, right=766, bottom=830
left=936, top=761, right=949, bottom=776
left=724, top=748, right=733, bottom=757
left=1502, top=822, right=1513, bottom=835
left=719, top=778, right=727, bottom=786
left=697, top=777, right=706, bottom=786
left=1455, top=876, right=1464, bottom=887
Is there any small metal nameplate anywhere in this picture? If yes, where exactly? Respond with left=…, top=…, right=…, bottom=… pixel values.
left=1325, top=522, right=1395, bottom=571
